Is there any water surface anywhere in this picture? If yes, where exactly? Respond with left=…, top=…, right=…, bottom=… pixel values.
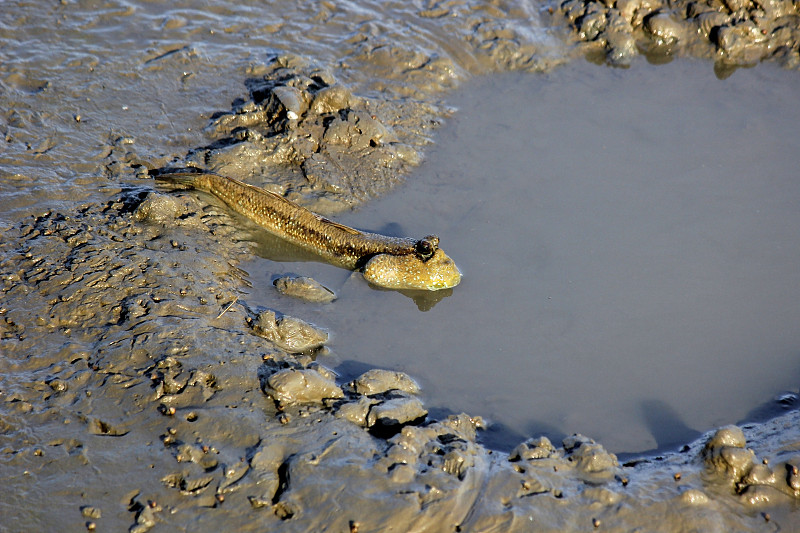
left=245, top=59, right=800, bottom=453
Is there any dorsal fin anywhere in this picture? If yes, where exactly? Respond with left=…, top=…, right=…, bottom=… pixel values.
left=316, top=214, right=362, bottom=235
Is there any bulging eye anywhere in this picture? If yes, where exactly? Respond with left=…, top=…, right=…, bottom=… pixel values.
left=415, top=235, right=439, bottom=261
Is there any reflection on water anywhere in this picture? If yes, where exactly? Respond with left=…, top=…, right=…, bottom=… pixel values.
left=245, top=59, right=800, bottom=454
left=248, top=224, right=332, bottom=264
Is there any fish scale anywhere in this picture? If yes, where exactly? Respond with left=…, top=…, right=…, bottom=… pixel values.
left=150, top=168, right=461, bottom=291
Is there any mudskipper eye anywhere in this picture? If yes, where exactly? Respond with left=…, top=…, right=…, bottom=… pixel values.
left=415, top=235, right=439, bottom=261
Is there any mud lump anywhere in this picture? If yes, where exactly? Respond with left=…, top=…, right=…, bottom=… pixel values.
left=552, top=0, right=800, bottom=68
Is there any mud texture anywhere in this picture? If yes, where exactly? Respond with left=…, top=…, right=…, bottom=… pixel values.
left=273, top=275, right=337, bottom=303
left=2, top=0, right=800, bottom=531
left=177, top=56, right=431, bottom=212
left=550, top=0, right=800, bottom=70
left=3, top=180, right=799, bottom=532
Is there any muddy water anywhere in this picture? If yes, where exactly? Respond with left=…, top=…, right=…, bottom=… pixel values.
left=245, top=59, right=800, bottom=454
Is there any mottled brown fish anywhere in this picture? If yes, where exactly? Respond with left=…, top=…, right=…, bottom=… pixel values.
left=150, top=168, right=461, bottom=291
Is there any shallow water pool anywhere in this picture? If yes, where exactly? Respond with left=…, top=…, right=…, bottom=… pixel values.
left=245, top=58, right=800, bottom=454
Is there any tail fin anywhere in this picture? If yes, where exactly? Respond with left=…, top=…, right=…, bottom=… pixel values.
left=149, top=167, right=208, bottom=189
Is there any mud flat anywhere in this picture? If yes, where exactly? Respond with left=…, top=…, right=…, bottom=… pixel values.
left=2, top=0, right=800, bottom=531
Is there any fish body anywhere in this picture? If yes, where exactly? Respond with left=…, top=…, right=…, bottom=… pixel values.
left=151, top=168, right=461, bottom=291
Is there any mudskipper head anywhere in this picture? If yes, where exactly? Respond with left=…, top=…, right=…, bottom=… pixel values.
left=362, top=235, right=462, bottom=291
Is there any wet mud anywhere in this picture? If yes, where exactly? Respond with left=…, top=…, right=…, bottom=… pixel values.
left=550, top=0, right=800, bottom=71
left=2, top=0, right=800, bottom=531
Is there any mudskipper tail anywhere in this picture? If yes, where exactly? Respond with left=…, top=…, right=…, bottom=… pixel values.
left=149, top=167, right=207, bottom=189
